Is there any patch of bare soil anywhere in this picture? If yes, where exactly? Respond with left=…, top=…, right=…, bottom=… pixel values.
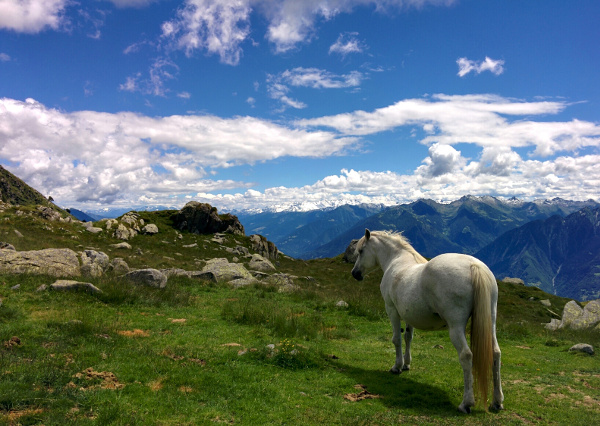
left=70, top=367, right=125, bottom=390
left=117, top=329, right=150, bottom=337
left=343, top=384, right=382, bottom=402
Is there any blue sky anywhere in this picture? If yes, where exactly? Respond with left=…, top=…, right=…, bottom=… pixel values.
left=1, top=0, right=599, bottom=212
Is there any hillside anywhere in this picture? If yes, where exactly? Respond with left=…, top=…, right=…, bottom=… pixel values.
left=0, top=165, right=52, bottom=206
left=1, top=200, right=599, bottom=424
left=305, top=196, right=599, bottom=259
left=476, top=207, right=600, bottom=301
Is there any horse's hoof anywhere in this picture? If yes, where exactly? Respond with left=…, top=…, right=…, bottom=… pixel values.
left=489, top=403, right=504, bottom=411
left=401, top=365, right=410, bottom=371
left=389, top=367, right=401, bottom=375
left=458, top=405, right=471, bottom=414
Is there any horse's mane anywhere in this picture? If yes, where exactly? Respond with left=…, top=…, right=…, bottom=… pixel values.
left=371, top=230, right=428, bottom=264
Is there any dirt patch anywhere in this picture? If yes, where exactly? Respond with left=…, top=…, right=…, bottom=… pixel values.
left=149, top=378, right=164, bottom=391
left=117, top=329, right=150, bottom=337
left=3, top=336, right=21, bottom=349
left=72, top=367, right=125, bottom=390
left=3, top=408, right=44, bottom=422
left=169, top=318, right=187, bottom=323
left=344, top=384, right=382, bottom=402
left=221, top=343, right=242, bottom=347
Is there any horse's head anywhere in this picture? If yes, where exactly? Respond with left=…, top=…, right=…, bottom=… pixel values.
left=351, top=229, right=377, bottom=281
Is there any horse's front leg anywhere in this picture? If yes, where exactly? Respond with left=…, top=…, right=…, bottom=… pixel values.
left=386, top=304, right=404, bottom=374
left=402, top=324, right=414, bottom=371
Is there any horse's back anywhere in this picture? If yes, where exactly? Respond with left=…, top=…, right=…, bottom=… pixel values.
left=420, top=253, right=495, bottom=323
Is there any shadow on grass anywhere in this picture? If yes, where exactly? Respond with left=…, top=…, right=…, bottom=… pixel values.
left=334, top=361, right=461, bottom=416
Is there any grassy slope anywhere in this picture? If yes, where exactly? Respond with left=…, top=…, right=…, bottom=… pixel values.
left=1, top=207, right=598, bottom=425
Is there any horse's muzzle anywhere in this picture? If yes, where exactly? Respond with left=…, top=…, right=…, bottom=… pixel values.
left=351, top=268, right=363, bottom=281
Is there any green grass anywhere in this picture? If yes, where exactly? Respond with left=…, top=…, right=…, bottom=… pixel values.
left=1, top=208, right=599, bottom=424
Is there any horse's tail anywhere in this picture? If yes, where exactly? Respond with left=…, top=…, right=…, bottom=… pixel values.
left=470, top=263, right=494, bottom=409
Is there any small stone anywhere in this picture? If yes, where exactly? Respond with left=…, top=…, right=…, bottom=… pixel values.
left=336, top=300, right=349, bottom=308
left=540, top=299, right=551, bottom=307
left=11, top=284, right=20, bottom=290
left=36, top=284, right=48, bottom=292
left=110, top=242, right=132, bottom=250
left=569, top=343, right=594, bottom=355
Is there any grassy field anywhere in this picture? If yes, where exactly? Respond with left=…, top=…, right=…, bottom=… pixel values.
left=1, top=207, right=598, bottom=425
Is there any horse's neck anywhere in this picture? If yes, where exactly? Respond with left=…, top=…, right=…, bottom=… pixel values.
left=374, top=238, right=418, bottom=271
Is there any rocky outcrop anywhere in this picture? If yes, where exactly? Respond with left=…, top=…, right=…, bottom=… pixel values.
left=249, top=234, right=278, bottom=260
left=97, top=212, right=158, bottom=241
left=201, top=258, right=254, bottom=283
left=0, top=248, right=81, bottom=277
left=123, top=269, right=167, bottom=288
left=171, top=202, right=244, bottom=236
left=545, top=300, right=600, bottom=330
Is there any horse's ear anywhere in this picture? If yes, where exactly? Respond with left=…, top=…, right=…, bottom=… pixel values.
left=365, top=229, right=371, bottom=240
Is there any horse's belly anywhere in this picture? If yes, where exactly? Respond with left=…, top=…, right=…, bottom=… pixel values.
left=399, top=307, right=447, bottom=331
left=409, top=315, right=447, bottom=331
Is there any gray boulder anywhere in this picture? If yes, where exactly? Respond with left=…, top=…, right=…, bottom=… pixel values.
left=142, top=224, right=159, bottom=235
left=37, top=206, right=61, bottom=221
left=343, top=239, right=359, bottom=263
left=545, top=299, right=600, bottom=331
left=266, top=273, right=299, bottom=293
left=80, top=250, right=109, bottom=278
left=114, top=223, right=136, bottom=240
left=123, top=269, right=167, bottom=289
left=569, top=343, right=594, bottom=355
left=201, top=258, right=253, bottom=283
left=502, top=277, right=525, bottom=285
left=110, top=242, right=132, bottom=250
left=0, top=248, right=80, bottom=277
left=108, top=258, right=130, bottom=275
left=247, top=254, right=276, bottom=272
left=50, top=280, right=102, bottom=295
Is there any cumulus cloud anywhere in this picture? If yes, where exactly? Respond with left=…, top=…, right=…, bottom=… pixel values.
left=329, top=32, right=366, bottom=56
left=416, top=143, right=465, bottom=177
left=267, top=67, right=363, bottom=110
left=457, top=56, right=505, bottom=77
left=0, top=0, right=69, bottom=33
left=0, top=97, right=358, bottom=207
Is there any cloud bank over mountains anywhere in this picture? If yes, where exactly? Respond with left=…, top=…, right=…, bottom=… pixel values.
left=1, top=94, right=598, bottom=211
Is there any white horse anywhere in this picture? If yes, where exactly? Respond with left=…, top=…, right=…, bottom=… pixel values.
left=351, top=229, right=504, bottom=413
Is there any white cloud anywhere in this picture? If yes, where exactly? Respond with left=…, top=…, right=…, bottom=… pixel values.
left=297, top=94, right=600, bottom=156
left=177, top=91, right=192, bottom=99
left=161, top=0, right=251, bottom=65
left=416, top=143, right=465, bottom=177
left=267, top=67, right=363, bottom=110
left=119, top=58, right=179, bottom=96
left=261, top=0, right=456, bottom=53
left=457, top=56, right=505, bottom=77
left=0, top=97, right=359, bottom=207
left=0, top=0, right=69, bottom=33
left=329, top=32, right=366, bottom=56
left=0, top=52, right=10, bottom=62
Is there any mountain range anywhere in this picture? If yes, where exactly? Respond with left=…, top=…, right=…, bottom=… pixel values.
left=1, top=165, right=598, bottom=300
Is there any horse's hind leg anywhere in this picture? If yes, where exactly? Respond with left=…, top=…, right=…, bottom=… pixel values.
left=491, top=307, right=504, bottom=410
left=403, top=324, right=414, bottom=370
left=449, top=326, right=475, bottom=414
left=385, top=303, right=404, bottom=374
